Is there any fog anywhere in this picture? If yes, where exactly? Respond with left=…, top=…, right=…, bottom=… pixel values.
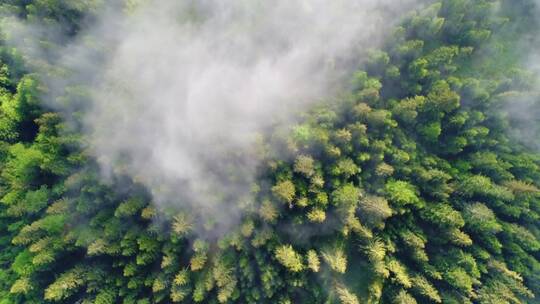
left=4, top=0, right=423, bottom=230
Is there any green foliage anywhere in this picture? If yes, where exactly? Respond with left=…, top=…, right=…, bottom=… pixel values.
left=358, top=195, right=393, bottom=229
left=44, top=267, right=86, bottom=301
left=306, top=250, right=320, bottom=272
left=171, top=212, right=193, bottom=237
left=0, top=0, right=539, bottom=303
left=293, top=154, right=315, bottom=177
left=322, top=246, right=348, bottom=274
left=385, top=180, right=421, bottom=208
left=393, top=290, right=417, bottom=304
left=272, top=180, right=295, bottom=205
left=335, top=285, right=359, bottom=304
left=274, top=245, right=304, bottom=272
left=332, top=184, right=361, bottom=207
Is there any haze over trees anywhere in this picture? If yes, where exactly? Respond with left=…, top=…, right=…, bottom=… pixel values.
left=0, top=0, right=540, bottom=303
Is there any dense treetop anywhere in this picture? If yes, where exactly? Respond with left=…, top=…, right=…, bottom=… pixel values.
left=0, top=0, right=539, bottom=303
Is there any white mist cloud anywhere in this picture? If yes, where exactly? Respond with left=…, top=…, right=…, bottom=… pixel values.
left=5, top=0, right=423, bottom=229
left=500, top=0, right=540, bottom=151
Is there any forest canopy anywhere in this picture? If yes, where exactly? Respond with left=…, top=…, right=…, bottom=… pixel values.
left=0, top=0, right=540, bottom=303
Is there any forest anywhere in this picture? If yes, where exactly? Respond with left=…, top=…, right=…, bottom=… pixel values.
left=0, top=0, right=539, bottom=303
